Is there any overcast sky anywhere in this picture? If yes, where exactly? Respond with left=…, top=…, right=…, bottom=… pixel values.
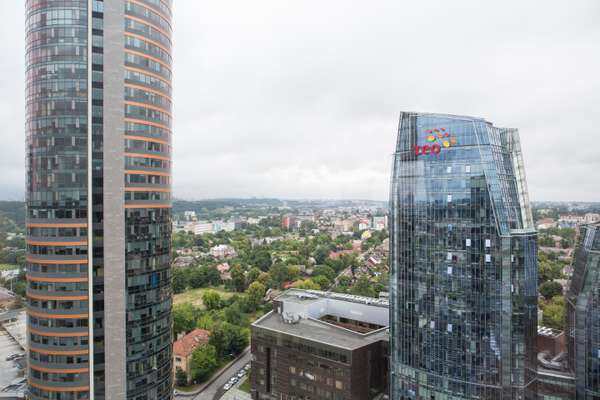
left=1, top=1, right=599, bottom=201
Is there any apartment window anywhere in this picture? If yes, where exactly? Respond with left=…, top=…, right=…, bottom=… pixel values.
left=465, top=165, right=471, bottom=173
left=485, top=239, right=491, bottom=247
left=335, top=380, right=343, bottom=390
left=485, top=254, right=491, bottom=263
left=466, top=238, right=471, bottom=247
left=289, top=366, right=296, bottom=374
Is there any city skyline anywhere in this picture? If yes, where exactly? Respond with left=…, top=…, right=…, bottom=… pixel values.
left=2, top=0, right=600, bottom=201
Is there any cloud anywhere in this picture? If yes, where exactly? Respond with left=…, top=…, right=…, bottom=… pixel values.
left=2, top=0, right=599, bottom=201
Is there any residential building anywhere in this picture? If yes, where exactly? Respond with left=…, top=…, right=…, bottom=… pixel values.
left=251, top=289, right=389, bottom=400
left=25, top=1, right=174, bottom=398
left=210, top=244, right=237, bottom=259
left=536, top=218, right=557, bottom=230
left=216, top=262, right=232, bottom=281
left=173, top=329, right=211, bottom=385
left=194, top=222, right=214, bottom=235
left=389, top=112, right=538, bottom=399
left=567, top=222, right=600, bottom=398
left=372, top=216, right=388, bottom=231
left=282, top=215, right=297, bottom=230
left=584, top=213, right=600, bottom=224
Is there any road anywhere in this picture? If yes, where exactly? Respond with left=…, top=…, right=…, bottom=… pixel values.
left=175, top=351, right=251, bottom=400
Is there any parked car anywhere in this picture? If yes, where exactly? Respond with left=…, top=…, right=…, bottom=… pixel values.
left=244, top=363, right=251, bottom=371
left=223, top=383, right=232, bottom=391
left=237, top=370, right=245, bottom=378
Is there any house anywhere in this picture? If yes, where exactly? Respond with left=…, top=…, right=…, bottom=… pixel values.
left=536, top=218, right=557, bottom=230
left=216, top=262, right=231, bottom=281
left=210, top=244, right=236, bottom=259
left=173, top=328, right=211, bottom=385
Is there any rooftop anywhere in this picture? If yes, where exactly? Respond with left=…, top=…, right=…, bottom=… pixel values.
left=173, top=328, right=210, bottom=357
left=253, top=289, right=389, bottom=350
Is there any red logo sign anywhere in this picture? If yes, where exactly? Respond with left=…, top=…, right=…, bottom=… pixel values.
left=414, top=128, right=457, bottom=156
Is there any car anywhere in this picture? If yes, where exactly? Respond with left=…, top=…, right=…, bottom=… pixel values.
left=223, top=383, right=231, bottom=391
left=237, top=371, right=245, bottom=378
left=244, top=363, right=251, bottom=371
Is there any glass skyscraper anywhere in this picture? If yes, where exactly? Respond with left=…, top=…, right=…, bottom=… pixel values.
left=389, top=112, right=538, bottom=399
left=25, top=0, right=173, bottom=398
left=567, top=222, right=600, bottom=399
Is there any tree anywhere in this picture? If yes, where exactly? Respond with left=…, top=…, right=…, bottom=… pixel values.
left=189, top=265, right=221, bottom=288
left=224, top=302, right=246, bottom=326
left=173, top=303, right=197, bottom=336
left=540, top=281, right=563, bottom=300
left=253, top=250, right=272, bottom=271
left=173, top=269, right=188, bottom=294
left=246, top=281, right=266, bottom=310
left=312, top=275, right=331, bottom=290
left=293, top=279, right=320, bottom=290
left=175, top=368, right=188, bottom=387
left=202, top=290, right=222, bottom=311
left=336, top=275, right=352, bottom=292
left=312, top=265, right=336, bottom=281
left=542, top=296, right=565, bottom=329
left=314, top=246, right=330, bottom=264
left=209, top=322, right=249, bottom=359
left=349, top=276, right=377, bottom=298
left=230, top=265, right=246, bottom=292
left=246, top=267, right=261, bottom=285
left=190, top=344, right=218, bottom=383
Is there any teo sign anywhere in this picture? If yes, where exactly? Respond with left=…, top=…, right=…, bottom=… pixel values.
left=414, top=128, right=457, bottom=156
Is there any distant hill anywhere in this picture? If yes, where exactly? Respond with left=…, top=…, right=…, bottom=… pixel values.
left=0, top=201, right=25, bottom=232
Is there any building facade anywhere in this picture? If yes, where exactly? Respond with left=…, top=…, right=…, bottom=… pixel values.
left=25, top=0, right=173, bottom=398
left=389, top=112, right=538, bottom=399
left=566, top=222, right=600, bottom=399
left=251, top=289, right=389, bottom=400
left=173, top=329, right=210, bottom=385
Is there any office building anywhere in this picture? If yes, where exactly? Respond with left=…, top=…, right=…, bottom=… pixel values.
left=566, top=222, right=600, bottom=399
left=251, top=289, right=389, bottom=400
left=26, top=0, right=173, bottom=398
left=389, top=112, right=538, bottom=399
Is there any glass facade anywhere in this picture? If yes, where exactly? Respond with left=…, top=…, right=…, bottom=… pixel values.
left=26, top=0, right=173, bottom=398
left=389, top=112, right=538, bottom=400
left=566, top=223, right=600, bottom=399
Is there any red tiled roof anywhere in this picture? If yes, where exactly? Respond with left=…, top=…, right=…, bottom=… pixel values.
left=173, top=328, right=210, bottom=357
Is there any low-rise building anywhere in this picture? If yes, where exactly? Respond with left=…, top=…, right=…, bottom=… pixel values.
left=173, top=328, right=211, bottom=385
left=210, top=244, right=237, bottom=259
left=251, top=289, right=389, bottom=400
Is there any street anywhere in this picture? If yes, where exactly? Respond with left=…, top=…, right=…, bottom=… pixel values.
left=175, top=351, right=251, bottom=400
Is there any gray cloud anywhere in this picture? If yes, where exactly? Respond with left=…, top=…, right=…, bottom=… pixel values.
left=2, top=0, right=599, bottom=201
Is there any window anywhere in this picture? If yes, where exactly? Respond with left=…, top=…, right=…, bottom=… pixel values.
left=485, top=239, right=491, bottom=247
left=335, top=380, right=343, bottom=390
left=465, top=165, right=471, bottom=173
left=466, top=238, right=471, bottom=247
left=485, top=254, right=491, bottom=263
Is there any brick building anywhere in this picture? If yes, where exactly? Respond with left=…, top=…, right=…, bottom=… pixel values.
left=251, top=289, right=389, bottom=400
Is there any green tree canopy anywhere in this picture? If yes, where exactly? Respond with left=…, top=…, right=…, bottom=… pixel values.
left=190, top=344, right=218, bottom=383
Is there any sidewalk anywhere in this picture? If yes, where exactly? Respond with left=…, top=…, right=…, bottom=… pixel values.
left=176, top=347, right=250, bottom=398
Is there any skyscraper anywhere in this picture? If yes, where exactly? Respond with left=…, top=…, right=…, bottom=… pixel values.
left=389, top=112, right=538, bottom=399
left=25, top=0, right=173, bottom=398
left=567, top=222, right=600, bottom=399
